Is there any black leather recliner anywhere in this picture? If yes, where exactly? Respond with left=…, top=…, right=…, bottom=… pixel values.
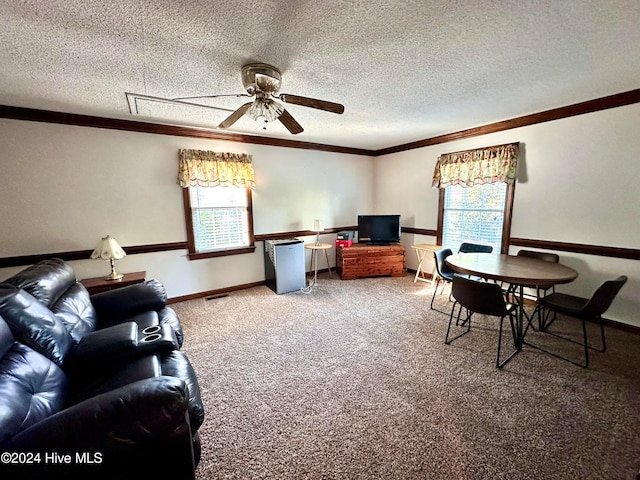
left=2, top=257, right=184, bottom=346
left=0, top=259, right=204, bottom=479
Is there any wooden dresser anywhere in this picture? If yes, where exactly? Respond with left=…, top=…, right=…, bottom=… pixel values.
left=336, top=243, right=405, bottom=280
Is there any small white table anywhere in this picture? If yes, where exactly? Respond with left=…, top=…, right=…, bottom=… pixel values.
left=305, top=243, right=333, bottom=285
left=411, top=243, right=442, bottom=284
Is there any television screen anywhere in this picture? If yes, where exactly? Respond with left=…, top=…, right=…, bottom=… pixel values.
left=357, top=215, right=401, bottom=244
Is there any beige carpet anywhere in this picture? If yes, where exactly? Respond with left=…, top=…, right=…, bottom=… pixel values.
left=171, top=273, right=640, bottom=480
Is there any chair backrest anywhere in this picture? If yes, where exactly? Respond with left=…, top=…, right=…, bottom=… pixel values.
left=2, top=258, right=98, bottom=344
left=459, top=242, right=493, bottom=254
left=451, top=274, right=509, bottom=317
left=0, top=284, right=74, bottom=366
left=2, top=258, right=76, bottom=307
left=516, top=249, right=559, bottom=263
left=433, top=248, right=454, bottom=277
left=582, top=275, right=627, bottom=318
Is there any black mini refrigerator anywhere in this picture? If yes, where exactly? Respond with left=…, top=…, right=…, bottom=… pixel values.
left=264, top=239, right=306, bottom=294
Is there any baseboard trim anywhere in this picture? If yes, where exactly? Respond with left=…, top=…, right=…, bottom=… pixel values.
left=167, top=280, right=265, bottom=304
left=166, top=268, right=334, bottom=303
left=601, top=318, right=640, bottom=335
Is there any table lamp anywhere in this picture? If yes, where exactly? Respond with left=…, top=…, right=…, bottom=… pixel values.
left=90, top=235, right=127, bottom=280
left=311, top=219, right=323, bottom=246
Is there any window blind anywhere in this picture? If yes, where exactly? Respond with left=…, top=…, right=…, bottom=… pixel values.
left=442, top=183, right=506, bottom=252
left=190, top=186, right=249, bottom=252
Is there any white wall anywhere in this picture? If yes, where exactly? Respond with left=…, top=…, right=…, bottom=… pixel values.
left=1, top=103, right=639, bottom=326
left=374, top=103, right=640, bottom=326
left=0, top=119, right=374, bottom=297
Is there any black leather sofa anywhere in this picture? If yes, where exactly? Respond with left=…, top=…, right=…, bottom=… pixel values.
left=0, top=259, right=204, bottom=479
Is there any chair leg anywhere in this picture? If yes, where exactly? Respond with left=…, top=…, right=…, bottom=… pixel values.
left=457, top=305, right=473, bottom=326
left=534, top=286, right=557, bottom=331
left=522, top=307, right=538, bottom=338
left=429, top=278, right=441, bottom=310
left=540, top=306, right=557, bottom=331
left=526, top=304, right=538, bottom=333
left=596, top=317, right=606, bottom=352
left=444, top=301, right=456, bottom=344
left=534, top=304, right=545, bottom=331
left=523, top=312, right=590, bottom=368
left=496, top=316, right=504, bottom=367
left=505, top=284, right=516, bottom=304
left=510, top=314, right=518, bottom=347
left=445, top=303, right=471, bottom=345
left=582, top=318, right=590, bottom=368
left=430, top=278, right=453, bottom=315
left=496, top=312, right=519, bottom=368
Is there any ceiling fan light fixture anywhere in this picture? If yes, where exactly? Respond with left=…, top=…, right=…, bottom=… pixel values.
left=246, top=97, right=284, bottom=122
left=202, top=63, right=342, bottom=134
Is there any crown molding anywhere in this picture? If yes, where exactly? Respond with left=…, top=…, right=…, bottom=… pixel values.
left=0, top=105, right=374, bottom=156
left=374, top=88, right=640, bottom=156
left=2, top=88, right=639, bottom=158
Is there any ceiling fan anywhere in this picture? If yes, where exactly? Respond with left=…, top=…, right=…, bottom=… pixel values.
left=174, top=63, right=345, bottom=134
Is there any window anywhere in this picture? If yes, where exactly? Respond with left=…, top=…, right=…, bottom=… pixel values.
left=437, top=182, right=515, bottom=254
left=182, top=185, right=255, bottom=259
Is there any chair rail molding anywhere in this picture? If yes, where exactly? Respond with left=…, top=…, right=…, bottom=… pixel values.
left=2, top=234, right=638, bottom=269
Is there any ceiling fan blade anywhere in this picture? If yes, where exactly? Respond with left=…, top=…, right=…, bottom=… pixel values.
left=278, top=109, right=304, bottom=134
left=278, top=94, right=344, bottom=114
left=171, top=93, right=251, bottom=101
left=217, top=102, right=253, bottom=129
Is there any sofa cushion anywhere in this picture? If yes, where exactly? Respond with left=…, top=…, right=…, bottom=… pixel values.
left=124, top=310, right=160, bottom=329
left=0, top=285, right=74, bottom=366
left=0, top=315, right=13, bottom=358
left=51, top=282, right=98, bottom=343
left=2, top=258, right=76, bottom=308
left=0, top=318, right=67, bottom=443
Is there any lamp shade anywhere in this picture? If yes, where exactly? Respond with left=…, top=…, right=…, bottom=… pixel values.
left=311, top=219, right=323, bottom=232
left=90, top=235, right=126, bottom=260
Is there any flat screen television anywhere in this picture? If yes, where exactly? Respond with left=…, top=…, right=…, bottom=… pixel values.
left=357, top=215, right=401, bottom=245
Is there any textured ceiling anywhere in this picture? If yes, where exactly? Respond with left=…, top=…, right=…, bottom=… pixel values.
left=1, top=1, right=639, bottom=150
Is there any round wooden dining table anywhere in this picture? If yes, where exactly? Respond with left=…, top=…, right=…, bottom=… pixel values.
left=445, top=253, right=578, bottom=350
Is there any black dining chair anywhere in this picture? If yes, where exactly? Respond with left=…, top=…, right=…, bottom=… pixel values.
left=430, top=248, right=455, bottom=312
left=457, top=243, right=493, bottom=281
left=445, top=274, right=519, bottom=368
left=525, top=275, right=627, bottom=368
left=458, top=242, right=493, bottom=254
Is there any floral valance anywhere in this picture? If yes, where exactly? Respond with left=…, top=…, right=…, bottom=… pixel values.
left=432, top=142, right=519, bottom=188
left=177, top=149, right=255, bottom=189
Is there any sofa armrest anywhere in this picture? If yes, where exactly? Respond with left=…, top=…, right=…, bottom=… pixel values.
left=2, top=376, right=196, bottom=480
left=70, top=321, right=138, bottom=362
left=90, top=280, right=167, bottom=327
left=68, top=323, right=179, bottom=373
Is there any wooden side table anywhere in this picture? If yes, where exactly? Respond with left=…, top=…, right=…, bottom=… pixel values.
left=304, top=243, right=333, bottom=285
left=411, top=244, right=442, bottom=284
left=80, top=271, right=146, bottom=295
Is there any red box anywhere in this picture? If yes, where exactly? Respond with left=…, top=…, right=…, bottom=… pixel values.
left=335, top=239, right=353, bottom=248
